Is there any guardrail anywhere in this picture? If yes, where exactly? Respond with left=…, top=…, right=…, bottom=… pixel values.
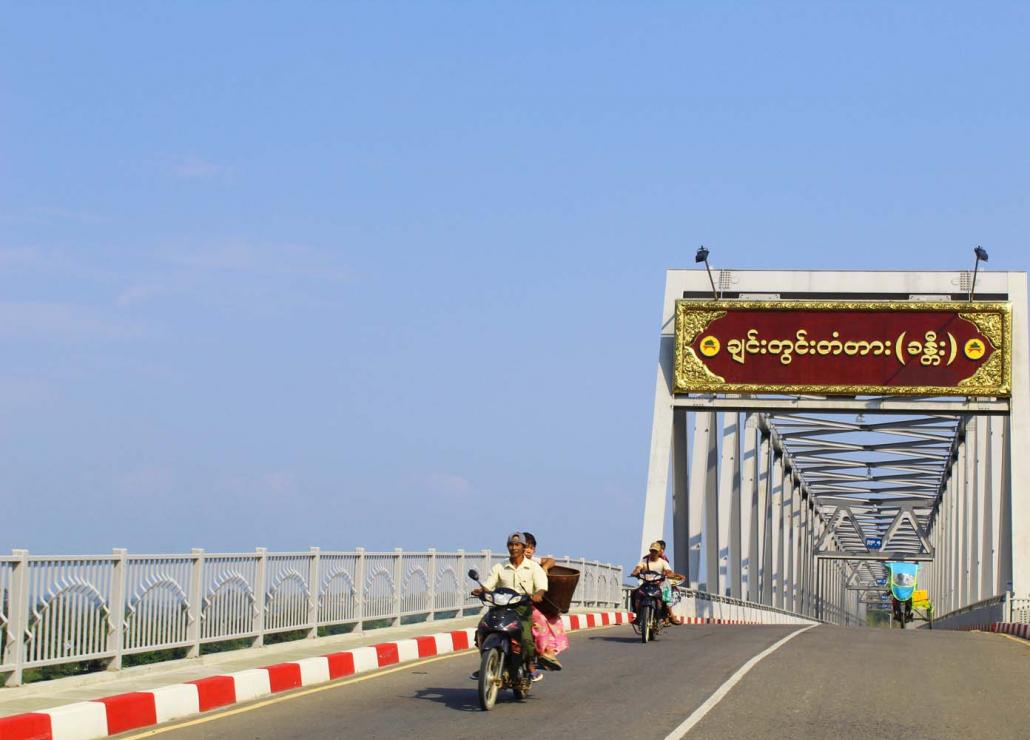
left=932, top=592, right=1030, bottom=630
left=0, top=548, right=623, bottom=687
left=621, top=586, right=823, bottom=626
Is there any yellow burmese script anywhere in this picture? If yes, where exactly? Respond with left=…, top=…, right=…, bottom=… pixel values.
left=724, top=329, right=965, bottom=367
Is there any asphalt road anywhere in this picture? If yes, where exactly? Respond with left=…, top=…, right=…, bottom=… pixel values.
left=690, top=625, right=1030, bottom=739
left=124, top=623, right=1030, bottom=740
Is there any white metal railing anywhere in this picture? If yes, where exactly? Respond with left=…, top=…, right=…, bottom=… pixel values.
left=621, top=585, right=826, bottom=625
left=0, top=548, right=622, bottom=687
left=1009, top=596, right=1030, bottom=624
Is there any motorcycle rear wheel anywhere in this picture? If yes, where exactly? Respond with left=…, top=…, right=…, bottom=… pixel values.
left=478, top=648, right=502, bottom=710
left=640, top=605, right=652, bottom=643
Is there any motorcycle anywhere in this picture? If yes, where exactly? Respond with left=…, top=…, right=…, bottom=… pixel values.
left=468, top=569, right=533, bottom=710
left=887, top=562, right=919, bottom=629
left=631, top=570, right=666, bottom=644
left=891, top=596, right=913, bottom=628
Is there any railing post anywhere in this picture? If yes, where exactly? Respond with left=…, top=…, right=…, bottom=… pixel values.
left=307, top=547, right=320, bottom=639
left=482, top=550, right=491, bottom=580
left=581, top=558, right=589, bottom=606
left=354, top=548, right=366, bottom=633
left=393, top=549, right=404, bottom=627
left=106, top=548, right=127, bottom=672
left=1005, top=590, right=1013, bottom=623
left=187, top=548, right=204, bottom=658
left=427, top=549, right=437, bottom=622
left=456, top=549, right=467, bottom=613
left=253, top=548, right=267, bottom=647
left=564, top=556, right=577, bottom=606
left=3, top=549, right=29, bottom=687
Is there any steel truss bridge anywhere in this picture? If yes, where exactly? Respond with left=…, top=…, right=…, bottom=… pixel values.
left=641, top=269, right=1030, bottom=627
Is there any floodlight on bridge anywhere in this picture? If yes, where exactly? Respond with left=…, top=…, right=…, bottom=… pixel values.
left=694, top=245, right=718, bottom=300
left=969, top=244, right=990, bottom=301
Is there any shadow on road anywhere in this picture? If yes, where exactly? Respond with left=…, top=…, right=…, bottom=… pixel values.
left=588, top=635, right=642, bottom=644
left=411, top=686, right=484, bottom=712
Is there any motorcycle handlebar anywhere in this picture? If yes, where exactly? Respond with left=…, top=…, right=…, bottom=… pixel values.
left=475, top=588, right=531, bottom=606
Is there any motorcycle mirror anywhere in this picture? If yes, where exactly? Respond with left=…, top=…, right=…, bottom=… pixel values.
left=468, top=569, right=480, bottom=581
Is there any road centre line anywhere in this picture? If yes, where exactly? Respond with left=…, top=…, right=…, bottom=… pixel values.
left=664, top=624, right=817, bottom=740
left=121, top=622, right=619, bottom=738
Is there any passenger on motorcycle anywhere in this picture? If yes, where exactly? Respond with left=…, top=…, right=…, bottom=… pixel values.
left=631, top=542, right=684, bottom=624
left=523, top=532, right=568, bottom=671
left=472, top=532, right=548, bottom=678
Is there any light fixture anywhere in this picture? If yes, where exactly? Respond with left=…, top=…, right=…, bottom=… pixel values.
left=695, top=245, right=718, bottom=300
left=968, top=245, right=990, bottom=302
left=855, top=413, right=865, bottom=425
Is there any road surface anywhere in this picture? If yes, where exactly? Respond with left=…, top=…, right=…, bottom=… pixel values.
left=122, top=623, right=1030, bottom=739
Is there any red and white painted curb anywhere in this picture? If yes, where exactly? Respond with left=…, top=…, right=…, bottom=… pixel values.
left=991, top=622, right=1030, bottom=639
left=957, top=621, right=1030, bottom=639
left=0, top=612, right=632, bottom=740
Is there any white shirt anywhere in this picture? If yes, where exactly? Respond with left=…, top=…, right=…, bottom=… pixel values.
left=639, top=556, right=670, bottom=573
left=483, top=557, right=549, bottom=596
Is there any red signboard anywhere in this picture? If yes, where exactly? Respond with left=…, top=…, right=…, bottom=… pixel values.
left=673, top=300, right=1011, bottom=397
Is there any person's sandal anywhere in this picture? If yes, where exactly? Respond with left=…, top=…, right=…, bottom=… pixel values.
left=538, top=654, right=562, bottom=671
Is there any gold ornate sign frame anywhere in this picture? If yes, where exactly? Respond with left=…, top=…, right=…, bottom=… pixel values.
left=674, top=300, right=1012, bottom=397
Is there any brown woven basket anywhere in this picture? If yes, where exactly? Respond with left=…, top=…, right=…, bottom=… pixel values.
left=537, top=565, right=580, bottom=619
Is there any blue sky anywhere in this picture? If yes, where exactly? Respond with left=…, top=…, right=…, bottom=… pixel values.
left=2, top=2, right=1028, bottom=571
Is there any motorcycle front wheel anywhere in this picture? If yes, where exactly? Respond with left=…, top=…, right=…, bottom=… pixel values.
left=639, top=605, right=652, bottom=644
left=478, top=648, right=502, bottom=710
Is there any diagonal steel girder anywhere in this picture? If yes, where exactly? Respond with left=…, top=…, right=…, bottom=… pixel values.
left=764, top=408, right=958, bottom=559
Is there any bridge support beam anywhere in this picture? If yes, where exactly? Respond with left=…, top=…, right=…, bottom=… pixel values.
left=758, top=431, right=772, bottom=605
left=1008, top=271, right=1030, bottom=597
left=741, top=413, right=759, bottom=601
left=717, top=411, right=741, bottom=597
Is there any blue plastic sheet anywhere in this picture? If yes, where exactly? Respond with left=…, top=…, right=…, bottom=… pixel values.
left=887, top=561, right=919, bottom=601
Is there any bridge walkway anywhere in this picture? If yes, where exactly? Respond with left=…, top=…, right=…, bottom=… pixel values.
left=0, top=615, right=488, bottom=717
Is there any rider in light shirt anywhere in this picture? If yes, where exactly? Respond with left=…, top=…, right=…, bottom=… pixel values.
left=631, top=541, right=684, bottom=624
left=472, top=532, right=548, bottom=680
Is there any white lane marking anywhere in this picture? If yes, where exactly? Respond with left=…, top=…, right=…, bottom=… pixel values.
left=664, top=624, right=817, bottom=739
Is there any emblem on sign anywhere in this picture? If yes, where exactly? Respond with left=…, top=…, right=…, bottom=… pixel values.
left=674, top=300, right=1011, bottom=397
left=964, top=338, right=986, bottom=360
left=699, top=336, right=720, bottom=357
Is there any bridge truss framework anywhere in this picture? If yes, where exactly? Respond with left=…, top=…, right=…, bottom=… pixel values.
left=640, top=269, right=1029, bottom=625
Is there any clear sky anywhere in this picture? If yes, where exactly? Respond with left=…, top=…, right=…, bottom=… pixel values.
left=2, top=3, right=1028, bottom=572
